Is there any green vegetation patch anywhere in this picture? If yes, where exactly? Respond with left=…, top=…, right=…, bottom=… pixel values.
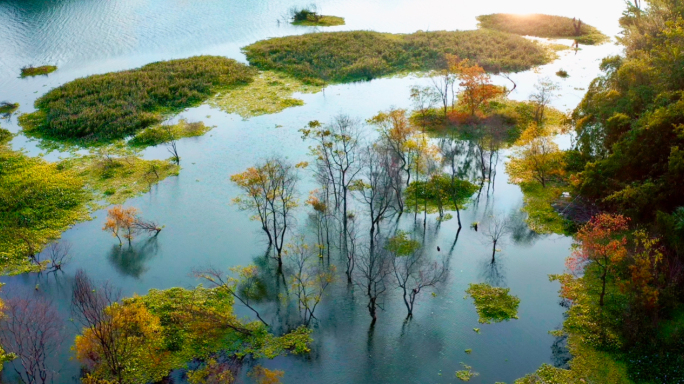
left=293, top=15, right=345, bottom=26
left=20, top=65, right=57, bottom=77
left=466, top=283, right=520, bottom=324
left=210, top=71, right=323, bottom=118
left=129, top=119, right=212, bottom=147
left=0, top=144, right=90, bottom=275
left=243, top=29, right=551, bottom=83
left=455, top=363, right=479, bottom=381
left=518, top=182, right=571, bottom=235
left=20, top=56, right=255, bottom=143
left=477, top=14, right=608, bottom=45
left=59, top=149, right=180, bottom=205
left=0, top=102, right=19, bottom=116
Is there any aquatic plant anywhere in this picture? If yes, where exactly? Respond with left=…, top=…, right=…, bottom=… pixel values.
left=556, top=69, right=569, bottom=78
left=455, top=363, right=479, bottom=381
left=477, top=14, right=608, bottom=45
left=20, top=56, right=255, bottom=143
left=243, top=29, right=551, bottom=83
left=466, top=283, right=520, bottom=324
left=20, top=65, right=57, bottom=77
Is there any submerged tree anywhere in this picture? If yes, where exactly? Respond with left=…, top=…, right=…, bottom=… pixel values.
left=481, top=213, right=512, bottom=263
left=300, top=115, right=363, bottom=254
left=530, top=77, right=560, bottom=126
left=231, top=157, right=300, bottom=270
left=0, top=294, right=64, bottom=384
left=285, top=238, right=335, bottom=326
left=355, top=244, right=392, bottom=325
left=102, top=206, right=162, bottom=246
left=507, top=124, right=566, bottom=188
left=388, top=231, right=447, bottom=318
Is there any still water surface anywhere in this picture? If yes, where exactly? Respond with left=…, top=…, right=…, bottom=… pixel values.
left=0, top=0, right=624, bottom=382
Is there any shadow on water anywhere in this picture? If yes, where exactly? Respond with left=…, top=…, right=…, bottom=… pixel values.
left=107, top=237, right=160, bottom=279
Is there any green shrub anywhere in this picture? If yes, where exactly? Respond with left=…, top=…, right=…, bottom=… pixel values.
left=556, top=69, right=569, bottom=78
left=129, top=119, right=211, bottom=147
left=477, top=14, right=608, bottom=45
left=0, top=102, right=19, bottom=116
left=243, top=29, right=551, bottom=83
left=20, top=56, right=255, bottom=142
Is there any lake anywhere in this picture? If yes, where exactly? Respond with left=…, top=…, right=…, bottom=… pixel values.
left=0, top=0, right=624, bottom=383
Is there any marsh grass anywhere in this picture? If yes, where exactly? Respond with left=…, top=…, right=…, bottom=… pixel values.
left=20, top=65, right=57, bottom=77
left=20, top=56, right=255, bottom=143
left=210, top=71, right=323, bottom=118
left=129, top=119, right=212, bottom=147
left=243, top=29, right=551, bottom=83
left=477, top=14, right=608, bottom=45
left=59, top=152, right=180, bottom=205
left=556, top=69, right=570, bottom=78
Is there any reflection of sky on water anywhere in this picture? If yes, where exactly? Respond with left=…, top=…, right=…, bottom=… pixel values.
left=0, top=0, right=627, bottom=382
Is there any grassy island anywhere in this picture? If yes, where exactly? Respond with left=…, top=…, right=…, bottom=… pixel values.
left=466, top=283, right=520, bottom=324
left=477, top=14, right=608, bottom=45
left=20, top=56, right=255, bottom=143
left=243, top=29, right=552, bottom=83
left=290, top=7, right=345, bottom=26
left=20, top=65, right=57, bottom=77
left=128, top=119, right=212, bottom=147
left=293, top=15, right=345, bottom=26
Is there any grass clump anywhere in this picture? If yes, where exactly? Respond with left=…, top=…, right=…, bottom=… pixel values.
left=20, top=65, right=57, bottom=77
left=466, top=283, right=520, bottom=324
left=477, top=14, right=608, bottom=45
left=210, top=71, right=323, bottom=118
left=0, top=102, right=19, bottom=116
left=556, top=69, right=570, bottom=78
left=289, top=6, right=344, bottom=26
left=59, top=148, right=179, bottom=205
left=243, top=29, right=551, bottom=83
left=129, top=119, right=212, bottom=147
left=20, top=56, right=255, bottom=143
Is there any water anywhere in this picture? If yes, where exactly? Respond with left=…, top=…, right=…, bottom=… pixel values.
left=0, top=0, right=625, bottom=383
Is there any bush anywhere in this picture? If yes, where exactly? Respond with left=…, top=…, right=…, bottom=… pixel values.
left=477, top=14, right=608, bottom=45
left=20, top=56, right=255, bottom=142
left=243, top=29, right=551, bottom=83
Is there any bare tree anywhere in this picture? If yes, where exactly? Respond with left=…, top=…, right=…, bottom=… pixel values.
left=0, top=294, right=64, bottom=384
left=70, top=270, right=124, bottom=383
left=352, top=144, right=397, bottom=255
left=345, top=212, right=360, bottom=283
left=389, top=232, right=448, bottom=318
left=285, top=238, right=335, bottom=326
left=193, top=265, right=269, bottom=326
left=231, top=157, right=299, bottom=270
left=355, top=244, right=392, bottom=325
left=162, top=125, right=180, bottom=165
left=530, top=78, right=559, bottom=126
left=34, top=240, right=71, bottom=273
left=409, top=86, right=438, bottom=129
left=301, top=115, right=363, bottom=255
left=440, top=135, right=467, bottom=228
left=481, top=213, right=512, bottom=263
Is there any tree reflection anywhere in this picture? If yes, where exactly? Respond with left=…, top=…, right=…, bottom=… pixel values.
left=508, top=208, right=542, bottom=247
left=106, top=236, right=159, bottom=278
left=478, top=256, right=507, bottom=287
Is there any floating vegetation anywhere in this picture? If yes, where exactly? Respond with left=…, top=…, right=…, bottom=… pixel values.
left=466, top=283, right=520, bottom=324
left=243, top=29, right=552, bottom=83
left=473, top=328, right=481, bottom=333
left=59, top=148, right=180, bottom=205
left=20, top=65, right=57, bottom=77
left=210, top=71, right=323, bottom=118
left=477, top=14, right=608, bottom=45
left=556, top=69, right=570, bottom=78
left=129, top=119, right=212, bottom=147
left=20, top=56, right=255, bottom=143
left=465, top=349, right=472, bottom=354
left=455, top=363, right=479, bottom=381
left=0, top=102, right=19, bottom=116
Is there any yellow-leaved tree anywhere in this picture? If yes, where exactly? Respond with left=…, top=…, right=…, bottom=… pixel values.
left=506, top=123, right=565, bottom=188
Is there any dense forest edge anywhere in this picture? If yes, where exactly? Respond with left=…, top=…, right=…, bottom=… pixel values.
left=2, top=3, right=684, bottom=383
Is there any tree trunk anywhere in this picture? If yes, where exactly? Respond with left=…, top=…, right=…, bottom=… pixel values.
left=599, top=269, right=607, bottom=307
left=491, top=240, right=497, bottom=263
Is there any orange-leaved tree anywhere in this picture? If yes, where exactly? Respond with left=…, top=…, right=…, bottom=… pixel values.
left=568, top=213, right=629, bottom=307
left=451, top=58, right=504, bottom=116
left=102, top=206, right=162, bottom=246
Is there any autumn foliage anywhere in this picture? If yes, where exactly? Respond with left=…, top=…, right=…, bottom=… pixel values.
left=102, top=206, right=161, bottom=246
